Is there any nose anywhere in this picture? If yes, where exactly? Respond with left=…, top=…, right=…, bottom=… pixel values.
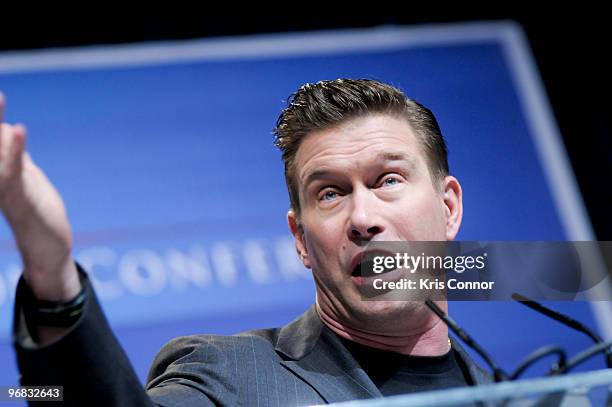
left=347, top=187, right=386, bottom=243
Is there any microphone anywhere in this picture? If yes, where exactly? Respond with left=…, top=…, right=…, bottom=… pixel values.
left=560, top=340, right=612, bottom=374
left=512, top=293, right=612, bottom=369
left=425, top=299, right=508, bottom=382
left=426, top=299, right=567, bottom=381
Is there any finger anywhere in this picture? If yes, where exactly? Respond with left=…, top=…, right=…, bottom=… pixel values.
left=10, top=124, right=27, bottom=170
left=0, top=124, right=26, bottom=172
left=0, top=92, right=5, bottom=124
left=0, top=123, right=12, bottom=158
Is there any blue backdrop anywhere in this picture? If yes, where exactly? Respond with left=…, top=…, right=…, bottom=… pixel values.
left=0, top=23, right=607, bottom=400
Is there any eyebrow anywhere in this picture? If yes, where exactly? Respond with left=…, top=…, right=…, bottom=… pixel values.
left=301, top=152, right=417, bottom=188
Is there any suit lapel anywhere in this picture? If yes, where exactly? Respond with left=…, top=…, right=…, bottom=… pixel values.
left=274, top=307, right=492, bottom=403
left=450, top=337, right=494, bottom=385
left=276, top=306, right=382, bottom=403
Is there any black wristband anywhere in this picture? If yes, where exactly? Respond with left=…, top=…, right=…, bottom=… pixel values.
left=32, top=289, right=87, bottom=327
left=22, top=266, right=88, bottom=328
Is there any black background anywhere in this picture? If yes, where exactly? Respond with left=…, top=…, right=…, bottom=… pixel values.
left=1, top=9, right=609, bottom=238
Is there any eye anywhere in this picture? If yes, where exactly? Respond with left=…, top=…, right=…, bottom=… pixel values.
left=320, top=190, right=338, bottom=201
left=378, top=174, right=402, bottom=188
left=383, top=177, right=398, bottom=186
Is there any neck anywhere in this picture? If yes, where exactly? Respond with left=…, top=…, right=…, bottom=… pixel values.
left=315, top=301, right=450, bottom=356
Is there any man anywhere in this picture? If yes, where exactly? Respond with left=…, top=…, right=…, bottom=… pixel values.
left=1, top=79, right=490, bottom=406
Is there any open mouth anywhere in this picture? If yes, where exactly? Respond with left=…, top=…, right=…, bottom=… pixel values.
left=351, top=252, right=397, bottom=278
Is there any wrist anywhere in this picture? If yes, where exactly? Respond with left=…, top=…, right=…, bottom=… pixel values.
left=23, top=258, right=81, bottom=302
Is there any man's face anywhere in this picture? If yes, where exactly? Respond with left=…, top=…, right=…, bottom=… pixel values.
left=288, top=114, right=462, bottom=330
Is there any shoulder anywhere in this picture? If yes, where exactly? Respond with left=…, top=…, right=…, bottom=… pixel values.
left=147, top=328, right=282, bottom=381
left=161, top=326, right=281, bottom=354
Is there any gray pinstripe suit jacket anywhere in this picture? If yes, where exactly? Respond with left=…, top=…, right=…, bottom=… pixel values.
left=14, top=265, right=491, bottom=406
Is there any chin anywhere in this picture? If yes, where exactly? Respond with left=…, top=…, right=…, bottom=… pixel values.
left=347, top=299, right=427, bottom=329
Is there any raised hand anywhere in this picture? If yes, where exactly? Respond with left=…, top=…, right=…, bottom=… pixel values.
left=0, top=92, right=80, bottom=303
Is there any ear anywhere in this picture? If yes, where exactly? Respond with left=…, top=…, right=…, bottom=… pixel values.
left=442, top=176, right=463, bottom=241
left=287, top=209, right=312, bottom=269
